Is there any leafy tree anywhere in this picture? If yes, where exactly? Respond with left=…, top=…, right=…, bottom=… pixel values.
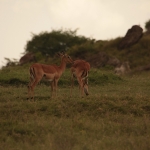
left=145, top=19, right=150, bottom=31
left=25, top=29, right=90, bottom=56
left=4, top=58, right=18, bottom=67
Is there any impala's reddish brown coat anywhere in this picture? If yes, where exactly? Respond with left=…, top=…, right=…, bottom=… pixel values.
left=28, top=53, right=73, bottom=99
left=71, top=59, right=90, bottom=97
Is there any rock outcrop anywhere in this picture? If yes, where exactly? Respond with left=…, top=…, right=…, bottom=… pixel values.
left=118, top=25, right=143, bottom=49
left=19, top=52, right=36, bottom=65
left=87, top=52, right=120, bottom=68
left=114, top=61, right=131, bottom=75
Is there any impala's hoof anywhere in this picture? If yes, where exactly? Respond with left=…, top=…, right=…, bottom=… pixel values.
left=84, top=88, right=89, bottom=96
left=86, top=93, right=89, bottom=96
left=26, top=97, right=34, bottom=100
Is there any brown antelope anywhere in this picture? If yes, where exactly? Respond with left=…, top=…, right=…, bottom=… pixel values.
left=70, top=59, right=90, bottom=97
left=27, top=52, right=73, bottom=99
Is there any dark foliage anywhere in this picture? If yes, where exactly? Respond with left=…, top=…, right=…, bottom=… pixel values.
left=145, top=19, right=150, bottom=31
left=25, top=29, right=90, bottom=56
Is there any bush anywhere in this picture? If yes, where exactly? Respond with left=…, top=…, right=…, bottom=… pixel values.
left=145, top=19, right=150, bottom=31
left=89, top=69, right=122, bottom=85
left=25, top=29, right=90, bottom=56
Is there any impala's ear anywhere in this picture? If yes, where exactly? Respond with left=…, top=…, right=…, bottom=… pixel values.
left=61, top=51, right=66, bottom=55
left=56, top=52, right=63, bottom=57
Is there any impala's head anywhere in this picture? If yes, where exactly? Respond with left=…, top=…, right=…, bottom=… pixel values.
left=57, top=52, right=73, bottom=64
left=64, top=54, right=74, bottom=63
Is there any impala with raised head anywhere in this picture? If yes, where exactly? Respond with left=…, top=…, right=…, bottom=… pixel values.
left=27, top=52, right=73, bottom=99
left=70, top=59, right=90, bottom=97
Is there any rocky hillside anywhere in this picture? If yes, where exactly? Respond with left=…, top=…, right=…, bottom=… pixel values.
left=4, top=24, right=150, bottom=74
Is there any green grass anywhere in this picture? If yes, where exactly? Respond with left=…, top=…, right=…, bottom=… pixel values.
left=0, top=67, right=150, bottom=150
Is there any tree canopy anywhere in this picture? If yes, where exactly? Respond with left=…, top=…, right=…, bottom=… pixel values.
left=145, top=19, right=150, bottom=31
left=25, top=29, right=90, bottom=56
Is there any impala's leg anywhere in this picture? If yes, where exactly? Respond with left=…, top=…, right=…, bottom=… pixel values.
left=28, top=84, right=32, bottom=99
left=51, top=80, right=54, bottom=98
left=70, top=73, right=74, bottom=97
left=54, top=79, right=58, bottom=97
left=77, top=77, right=84, bottom=97
left=27, top=85, right=30, bottom=99
left=83, top=78, right=89, bottom=96
left=30, top=77, right=42, bottom=99
left=27, top=76, right=34, bottom=99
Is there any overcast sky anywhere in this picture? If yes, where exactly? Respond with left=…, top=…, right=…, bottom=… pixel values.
left=0, top=0, right=150, bottom=68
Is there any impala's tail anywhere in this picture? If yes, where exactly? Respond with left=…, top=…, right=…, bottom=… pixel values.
left=81, top=69, right=88, bottom=79
left=30, top=67, right=36, bottom=80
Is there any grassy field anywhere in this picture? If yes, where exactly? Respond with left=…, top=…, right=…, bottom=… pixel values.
left=0, top=66, right=150, bottom=150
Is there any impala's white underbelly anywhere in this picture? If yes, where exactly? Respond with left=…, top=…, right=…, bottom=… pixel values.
left=44, top=73, right=55, bottom=81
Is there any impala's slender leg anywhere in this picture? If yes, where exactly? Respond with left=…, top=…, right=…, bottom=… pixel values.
left=51, top=80, right=54, bottom=98
left=27, top=75, right=34, bottom=99
left=83, top=78, right=89, bottom=95
left=50, top=78, right=58, bottom=98
left=77, top=77, right=84, bottom=97
left=30, top=80, right=38, bottom=99
left=30, top=77, right=42, bottom=99
left=28, top=85, right=32, bottom=99
left=28, top=85, right=31, bottom=99
left=54, top=79, right=59, bottom=97
left=70, top=73, right=74, bottom=97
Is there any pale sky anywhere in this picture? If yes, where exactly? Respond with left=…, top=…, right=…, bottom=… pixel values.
left=0, top=0, right=150, bottom=68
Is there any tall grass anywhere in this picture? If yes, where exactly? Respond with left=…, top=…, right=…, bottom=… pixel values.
left=0, top=66, right=150, bottom=150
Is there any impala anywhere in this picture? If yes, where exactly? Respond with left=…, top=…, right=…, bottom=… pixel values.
left=70, top=59, right=90, bottom=97
left=27, top=52, right=73, bottom=99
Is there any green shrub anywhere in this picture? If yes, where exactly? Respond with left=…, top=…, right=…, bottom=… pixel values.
left=89, top=69, right=122, bottom=85
left=145, top=19, right=150, bottom=31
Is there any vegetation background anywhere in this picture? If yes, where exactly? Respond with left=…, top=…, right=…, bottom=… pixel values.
left=0, top=20, right=150, bottom=150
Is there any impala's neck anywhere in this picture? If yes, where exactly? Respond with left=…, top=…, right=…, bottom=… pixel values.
left=59, top=57, right=67, bottom=74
